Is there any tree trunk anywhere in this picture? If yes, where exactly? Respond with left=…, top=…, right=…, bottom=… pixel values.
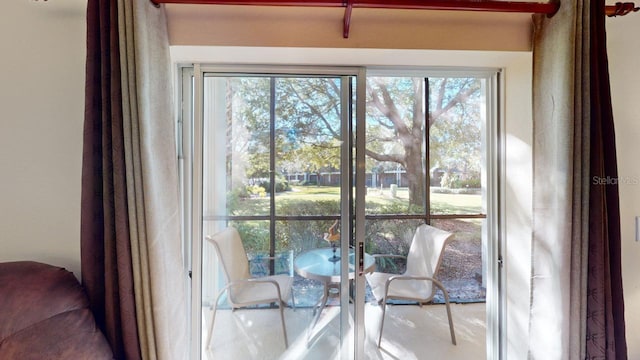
left=405, top=142, right=425, bottom=208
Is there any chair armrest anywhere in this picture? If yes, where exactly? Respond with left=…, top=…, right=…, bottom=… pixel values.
left=247, top=278, right=279, bottom=283
left=386, top=275, right=437, bottom=284
left=248, top=255, right=283, bottom=261
left=371, top=254, right=407, bottom=260
left=242, top=277, right=282, bottom=288
left=218, top=278, right=283, bottom=304
left=247, top=277, right=282, bottom=289
left=384, top=275, right=450, bottom=299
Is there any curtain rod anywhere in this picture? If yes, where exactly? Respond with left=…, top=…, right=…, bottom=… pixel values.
left=150, top=0, right=559, bottom=13
left=151, top=1, right=638, bottom=38
left=606, top=2, right=639, bottom=17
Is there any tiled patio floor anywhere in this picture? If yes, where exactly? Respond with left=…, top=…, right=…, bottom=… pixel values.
left=203, top=301, right=486, bottom=359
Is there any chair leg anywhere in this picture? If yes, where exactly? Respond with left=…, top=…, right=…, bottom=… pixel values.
left=377, top=297, right=388, bottom=347
left=443, top=298, right=457, bottom=345
left=207, top=288, right=229, bottom=349
left=206, top=300, right=220, bottom=349
left=434, top=281, right=457, bottom=345
left=279, top=301, right=289, bottom=348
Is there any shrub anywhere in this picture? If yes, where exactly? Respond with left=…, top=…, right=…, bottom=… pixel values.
left=364, top=217, right=421, bottom=273
left=441, top=172, right=481, bottom=189
left=458, top=178, right=481, bottom=188
left=226, top=186, right=248, bottom=211
left=276, top=200, right=340, bottom=252
left=440, top=172, right=459, bottom=189
left=258, top=175, right=290, bottom=193
left=232, top=221, right=270, bottom=254
left=247, top=185, right=266, bottom=197
left=299, top=180, right=317, bottom=186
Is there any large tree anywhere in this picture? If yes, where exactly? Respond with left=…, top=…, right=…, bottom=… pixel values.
left=366, top=77, right=482, bottom=207
left=228, top=76, right=482, bottom=207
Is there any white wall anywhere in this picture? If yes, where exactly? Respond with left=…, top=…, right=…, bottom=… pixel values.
left=0, top=0, right=86, bottom=277
left=607, top=15, right=640, bottom=359
left=502, top=56, right=533, bottom=360
left=166, top=5, right=533, bottom=51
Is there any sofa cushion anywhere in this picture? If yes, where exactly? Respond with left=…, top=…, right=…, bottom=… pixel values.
left=0, top=261, right=113, bottom=359
left=0, top=308, right=113, bottom=360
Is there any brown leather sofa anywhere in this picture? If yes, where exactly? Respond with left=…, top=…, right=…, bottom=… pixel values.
left=0, top=261, right=114, bottom=359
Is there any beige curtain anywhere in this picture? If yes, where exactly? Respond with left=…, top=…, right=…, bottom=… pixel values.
left=530, top=1, right=589, bottom=359
left=117, top=1, right=189, bottom=359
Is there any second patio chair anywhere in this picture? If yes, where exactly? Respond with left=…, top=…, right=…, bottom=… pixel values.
left=205, top=227, right=294, bottom=349
left=366, top=223, right=457, bottom=347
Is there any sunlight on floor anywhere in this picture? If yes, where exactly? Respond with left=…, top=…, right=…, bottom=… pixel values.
left=202, top=302, right=485, bottom=359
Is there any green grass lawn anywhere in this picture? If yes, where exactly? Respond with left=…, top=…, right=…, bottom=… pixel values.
left=230, top=185, right=482, bottom=215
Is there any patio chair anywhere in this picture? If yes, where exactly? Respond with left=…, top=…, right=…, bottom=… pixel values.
left=365, top=223, right=457, bottom=347
left=205, top=227, right=294, bottom=349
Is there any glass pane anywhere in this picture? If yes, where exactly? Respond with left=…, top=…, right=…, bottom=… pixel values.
left=431, top=218, right=486, bottom=303
left=228, top=220, right=271, bottom=255
left=275, top=77, right=342, bottom=217
left=201, top=74, right=353, bottom=359
left=365, top=77, right=426, bottom=215
left=364, top=218, right=486, bottom=304
left=276, top=219, right=338, bottom=255
left=202, top=76, right=271, bottom=218
left=428, top=77, right=485, bottom=215
left=276, top=219, right=341, bottom=307
left=201, top=220, right=227, bottom=307
left=364, top=219, right=424, bottom=275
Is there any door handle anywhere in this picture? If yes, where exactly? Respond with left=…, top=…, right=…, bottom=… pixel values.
left=358, top=242, right=364, bottom=276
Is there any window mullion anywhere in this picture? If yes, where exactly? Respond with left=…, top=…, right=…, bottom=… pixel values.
left=424, top=77, right=431, bottom=225
left=269, top=77, right=277, bottom=274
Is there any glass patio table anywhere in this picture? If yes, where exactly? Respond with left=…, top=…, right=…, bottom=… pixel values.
left=294, top=247, right=376, bottom=332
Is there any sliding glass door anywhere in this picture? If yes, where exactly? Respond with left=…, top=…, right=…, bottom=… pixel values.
left=364, top=74, right=489, bottom=300
left=361, top=72, right=497, bottom=358
left=182, top=65, right=500, bottom=360
left=184, top=66, right=367, bottom=359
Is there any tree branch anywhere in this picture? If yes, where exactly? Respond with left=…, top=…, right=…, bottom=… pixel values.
left=368, top=135, right=398, bottom=142
left=429, top=80, right=480, bottom=126
left=368, top=80, right=409, bottom=136
left=289, top=82, right=341, bottom=139
left=411, top=78, right=424, bottom=136
left=365, top=148, right=405, bottom=165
